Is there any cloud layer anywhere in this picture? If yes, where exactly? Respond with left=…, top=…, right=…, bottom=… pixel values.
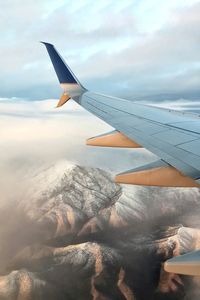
left=1, top=0, right=200, bottom=100
left=0, top=98, right=156, bottom=201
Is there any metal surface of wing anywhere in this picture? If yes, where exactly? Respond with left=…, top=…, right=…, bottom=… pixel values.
left=79, top=92, right=200, bottom=184
left=42, top=42, right=200, bottom=186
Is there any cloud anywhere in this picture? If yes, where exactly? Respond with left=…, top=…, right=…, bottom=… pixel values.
left=82, top=3, right=200, bottom=98
left=1, top=96, right=199, bottom=204
left=0, top=98, right=156, bottom=201
left=0, top=0, right=200, bottom=100
left=0, top=98, right=200, bottom=299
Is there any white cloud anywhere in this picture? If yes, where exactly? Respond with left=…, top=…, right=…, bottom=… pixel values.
left=1, top=97, right=199, bottom=202
left=0, top=1, right=200, bottom=99
left=0, top=99, right=157, bottom=201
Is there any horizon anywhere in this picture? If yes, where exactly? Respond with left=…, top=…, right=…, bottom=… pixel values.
left=0, top=0, right=200, bottom=100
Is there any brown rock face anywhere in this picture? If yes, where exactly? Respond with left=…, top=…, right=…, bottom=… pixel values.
left=0, top=163, right=200, bottom=300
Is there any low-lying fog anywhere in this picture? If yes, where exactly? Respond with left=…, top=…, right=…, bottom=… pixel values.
left=0, top=98, right=200, bottom=300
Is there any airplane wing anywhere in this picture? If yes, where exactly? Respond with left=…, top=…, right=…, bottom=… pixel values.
left=41, top=42, right=200, bottom=276
left=41, top=42, right=200, bottom=188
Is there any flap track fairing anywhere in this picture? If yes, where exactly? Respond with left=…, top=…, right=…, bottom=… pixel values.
left=115, top=160, right=199, bottom=187
left=86, top=131, right=142, bottom=148
left=164, top=250, right=200, bottom=276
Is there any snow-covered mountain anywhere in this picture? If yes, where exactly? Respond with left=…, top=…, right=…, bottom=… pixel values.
left=0, top=162, right=199, bottom=300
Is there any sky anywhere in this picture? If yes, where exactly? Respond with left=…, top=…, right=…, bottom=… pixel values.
left=1, top=4, right=200, bottom=298
left=0, top=0, right=200, bottom=100
left=1, top=0, right=200, bottom=200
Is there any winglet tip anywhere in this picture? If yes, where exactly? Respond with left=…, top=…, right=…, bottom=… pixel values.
left=40, top=41, right=54, bottom=47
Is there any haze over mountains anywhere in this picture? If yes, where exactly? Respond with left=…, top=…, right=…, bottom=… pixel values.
left=0, top=162, right=200, bottom=299
left=1, top=0, right=200, bottom=298
left=0, top=99, right=200, bottom=299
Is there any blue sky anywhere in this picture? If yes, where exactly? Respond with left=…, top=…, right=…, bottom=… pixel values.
left=1, top=0, right=200, bottom=100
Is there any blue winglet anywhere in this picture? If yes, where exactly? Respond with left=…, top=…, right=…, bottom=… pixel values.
left=41, top=42, right=79, bottom=84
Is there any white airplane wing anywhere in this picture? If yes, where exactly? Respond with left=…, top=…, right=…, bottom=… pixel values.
left=42, top=42, right=200, bottom=189
left=42, top=42, right=200, bottom=276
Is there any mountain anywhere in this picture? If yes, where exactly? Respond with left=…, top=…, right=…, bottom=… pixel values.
left=0, top=162, right=199, bottom=300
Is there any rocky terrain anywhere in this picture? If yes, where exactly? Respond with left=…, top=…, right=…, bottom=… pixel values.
left=0, top=162, right=200, bottom=300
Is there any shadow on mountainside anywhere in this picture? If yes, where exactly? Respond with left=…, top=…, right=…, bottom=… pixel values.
left=0, top=163, right=200, bottom=300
